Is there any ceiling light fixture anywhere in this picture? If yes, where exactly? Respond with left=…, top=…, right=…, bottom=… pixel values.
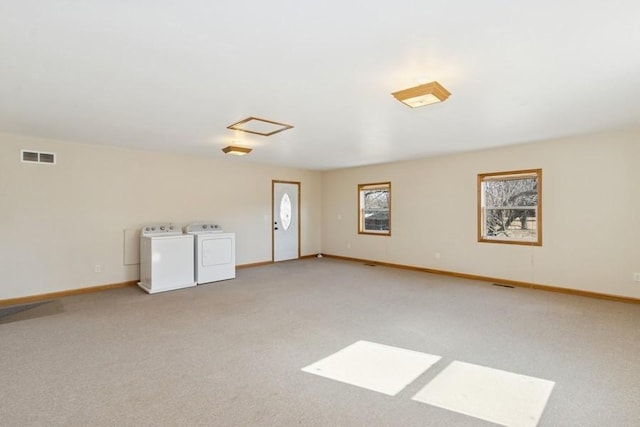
left=391, top=81, right=451, bottom=108
left=222, top=145, right=252, bottom=156
left=227, top=117, right=294, bottom=136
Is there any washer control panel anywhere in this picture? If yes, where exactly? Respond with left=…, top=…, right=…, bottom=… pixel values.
left=141, top=223, right=180, bottom=236
left=185, top=223, right=223, bottom=234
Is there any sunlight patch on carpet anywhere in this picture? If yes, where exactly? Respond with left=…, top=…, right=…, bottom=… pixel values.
left=301, top=340, right=441, bottom=396
left=412, top=361, right=555, bottom=427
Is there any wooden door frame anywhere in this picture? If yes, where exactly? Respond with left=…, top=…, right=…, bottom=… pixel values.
left=272, top=180, right=301, bottom=262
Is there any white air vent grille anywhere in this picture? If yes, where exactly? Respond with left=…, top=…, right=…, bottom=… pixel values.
left=21, top=150, right=56, bottom=165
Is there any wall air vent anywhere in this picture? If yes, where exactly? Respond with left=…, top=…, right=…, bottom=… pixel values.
left=21, top=150, right=56, bottom=165
left=38, top=153, right=55, bottom=164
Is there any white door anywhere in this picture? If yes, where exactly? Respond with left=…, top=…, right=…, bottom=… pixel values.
left=273, top=181, right=299, bottom=262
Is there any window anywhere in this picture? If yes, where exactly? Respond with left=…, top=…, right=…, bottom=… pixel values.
left=478, top=169, right=542, bottom=245
left=358, top=182, right=391, bottom=235
left=280, top=193, right=292, bottom=230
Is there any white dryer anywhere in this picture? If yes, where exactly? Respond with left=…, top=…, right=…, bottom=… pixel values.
left=185, top=223, right=236, bottom=284
left=138, top=224, right=196, bottom=294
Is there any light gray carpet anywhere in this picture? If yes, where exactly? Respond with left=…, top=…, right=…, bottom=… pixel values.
left=1, top=258, right=639, bottom=426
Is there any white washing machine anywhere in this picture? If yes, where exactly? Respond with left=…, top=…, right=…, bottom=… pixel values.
left=138, top=224, right=196, bottom=294
left=185, top=223, right=236, bottom=284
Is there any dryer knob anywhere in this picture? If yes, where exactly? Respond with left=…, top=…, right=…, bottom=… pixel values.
left=160, top=226, right=166, bottom=231
left=203, top=224, right=208, bottom=229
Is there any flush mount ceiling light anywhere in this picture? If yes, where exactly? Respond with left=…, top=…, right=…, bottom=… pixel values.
left=391, top=81, right=451, bottom=108
left=222, top=145, right=252, bottom=155
left=227, top=116, right=294, bottom=136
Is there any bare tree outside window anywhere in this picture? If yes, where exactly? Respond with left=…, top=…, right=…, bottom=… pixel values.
left=358, top=182, right=391, bottom=235
left=478, top=169, right=542, bottom=245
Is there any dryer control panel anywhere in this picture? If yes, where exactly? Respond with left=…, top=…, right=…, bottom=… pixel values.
left=185, top=223, right=223, bottom=234
left=141, top=223, right=180, bottom=236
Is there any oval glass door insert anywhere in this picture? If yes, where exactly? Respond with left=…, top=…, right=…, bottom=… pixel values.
left=280, top=193, right=292, bottom=230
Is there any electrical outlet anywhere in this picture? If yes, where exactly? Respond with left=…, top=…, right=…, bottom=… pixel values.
left=94, top=264, right=101, bottom=273
left=347, top=242, right=351, bottom=249
left=633, top=273, right=640, bottom=282
left=435, top=252, right=441, bottom=260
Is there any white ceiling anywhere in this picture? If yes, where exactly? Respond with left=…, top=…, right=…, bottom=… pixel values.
left=1, top=1, right=639, bottom=170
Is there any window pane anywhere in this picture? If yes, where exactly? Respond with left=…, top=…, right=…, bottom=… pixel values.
left=358, top=182, right=391, bottom=235
left=478, top=170, right=541, bottom=245
left=280, top=193, right=292, bottom=231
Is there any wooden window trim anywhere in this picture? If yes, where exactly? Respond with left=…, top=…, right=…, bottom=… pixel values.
left=358, top=182, right=391, bottom=236
left=477, top=169, right=542, bottom=246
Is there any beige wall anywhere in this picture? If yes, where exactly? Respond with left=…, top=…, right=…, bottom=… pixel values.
left=3, top=129, right=639, bottom=301
left=0, top=133, right=322, bottom=299
left=321, top=130, right=640, bottom=299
